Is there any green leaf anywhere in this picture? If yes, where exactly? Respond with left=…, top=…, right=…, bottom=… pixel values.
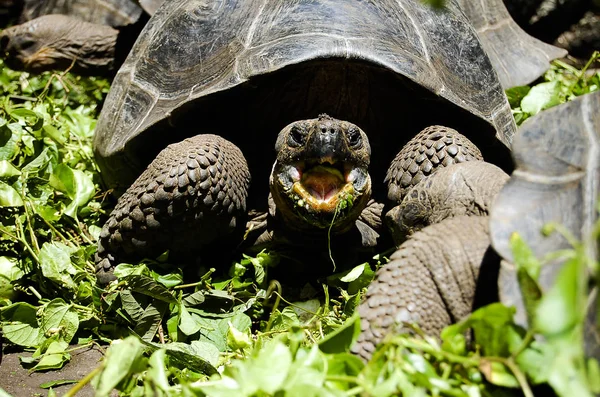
left=0, top=181, right=23, bottom=206
left=92, top=336, right=146, bottom=397
left=120, top=290, right=144, bottom=323
left=521, top=81, right=562, bottom=115
left=39, top=379, right=79, bottom=389
left=442, top=303, right=516, bottom=357
left=227, top=321, right=251, bottom=350
left=182, top=290, right=205, bottom=307
left=49, top=164, right=95, bottom=218
left=8, top=108, right=43, bottom=131
left=290, top=299, right=319, bottom=324
left=114, top=263, right=148, bottom=278
left=0, top=256, right=23, bottom=300
left=40, top=298, right=79, bottom=344
left=282, top=346, right=327, bottom=394
left=155, top=272, right=183, bottom=288
left=535, top=257, right=583, bottom=336
left=252, top=340, right=293, bottom=394
left=479, top=360, right=519, bottom=388
left=22, top=147, right=52, bottom=174
left=197, top=312, right=252, bottom=352
left=123, top=275, right=176, bottom=303
left=39, top=242, right=78, bottom=290
left=0, top=388, right=14, bottom=397
left=0, top=160, right=20, bottom=177
left=326, top=352, right=364, bottom=389
left=179, top=303, right=203, bottom=336
left=1, top=302, right=45, bottom=347
left=32, top=340, right=71, bottom=372
left=139, top=339, right=219, bottom=374
left=0, top=123, right=20, bottom=161
left=134, top=300, right=167, bottom=341
left=505, top=86, right=531, bottom=108
left=510, top=233, right=541, bottom=280
left=42, top=125, right=67, bottom=145
left=588, top=358, right=600, bottom=393
left=146, top=349, right=170, bottom=392
left=319, top=313, right=361, bottom=354
left=339, top=263, right=369, bottom=283
left=512, top=339, right=552, bottom=384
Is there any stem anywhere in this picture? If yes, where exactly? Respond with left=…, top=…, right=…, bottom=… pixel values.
left=326, top=375, right=359, bottom=384
left=158, top=324, right=165, bottom=344
left=486, top=357, right=534, bottom=397
left=63, top=365, right=102, bottom=397
left=173, top=268, right=215, bottom=290
left=573, top=51, right=599, bottom=89
left=22, top=199, right=40, bottom=254
left=36, top=209, right=73, bottom=246
left=344, top=386, right=364, bottom=396
left=64, top=342, right=94, bottom=353
left=398, top=338, right=479, bottom=367
left=264, top=280, right=282, bottom=332
left=27, top=286, right=42, bottom=300
left=0, top=224, right=40, bottom=263
left=511, top=330, right=535, bottom=359
left=327, top=203, right=341, bottom=272
left=72, top=303, right=94, bottom=313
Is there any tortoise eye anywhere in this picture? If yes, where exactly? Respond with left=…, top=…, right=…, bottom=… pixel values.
left=347, top=127, right=361, bottom=148
left=289, top=125, right=306, bottom=147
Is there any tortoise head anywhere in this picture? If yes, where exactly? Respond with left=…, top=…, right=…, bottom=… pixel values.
left=270, top=114, right=372, bottom=233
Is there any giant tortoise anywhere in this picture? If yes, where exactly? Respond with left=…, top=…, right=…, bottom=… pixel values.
left=0, top=0, right=566, bottom=85
left=0, top=0, right=163, bottom=74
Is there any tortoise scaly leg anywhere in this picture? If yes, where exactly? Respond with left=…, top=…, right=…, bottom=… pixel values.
left=352, top=126, right=508, bottom=360
left=385, top=125, right=483, bottom=206
left=352, top=215, right=495, bottom=360
left=95, top=134, right=250, bottom=284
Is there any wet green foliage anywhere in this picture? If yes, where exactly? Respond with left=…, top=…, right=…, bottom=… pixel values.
left=0, top=53, right=598, bottom=397
left=508, top=51, right=600, bottom=125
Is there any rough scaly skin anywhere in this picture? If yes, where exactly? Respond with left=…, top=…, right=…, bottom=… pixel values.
left=352, top=216, right=492, bottom=360
left=0, top=14, right=118, bottom=74
left=386, top=161, right=509, bottom=245
left=386, top=125, right=483, bottom=204
left=95, top=134, right=250, bottom=284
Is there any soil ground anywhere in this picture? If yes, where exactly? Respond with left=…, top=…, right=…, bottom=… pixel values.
left=0, top=346, right=116, bottom=397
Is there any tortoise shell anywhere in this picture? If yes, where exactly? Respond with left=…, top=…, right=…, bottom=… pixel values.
left=93, top=0, right=516, bottom=202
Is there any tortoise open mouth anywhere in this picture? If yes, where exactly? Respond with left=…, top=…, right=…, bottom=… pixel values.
left=272, top=157, right=371, bottom=229
left=291, top=159, right=361, bottom=211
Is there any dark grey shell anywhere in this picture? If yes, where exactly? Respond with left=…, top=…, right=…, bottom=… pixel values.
left=490, top=91, right=599, bottom=359
left=16, top=0, right=163, bottom=27
left=457, top=0, right=567, bottom=88
left=93, top=0, right=516, bottom=196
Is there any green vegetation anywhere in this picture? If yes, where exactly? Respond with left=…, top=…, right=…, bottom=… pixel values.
left=508, top=51, right=599, bottom=125
left=0, top=54, right=598, bottom=396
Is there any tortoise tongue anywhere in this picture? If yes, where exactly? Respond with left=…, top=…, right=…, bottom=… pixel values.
left=301, top=165, right=344, bottom=202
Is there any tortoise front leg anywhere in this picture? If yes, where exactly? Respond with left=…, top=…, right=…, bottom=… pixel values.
left=385, top=125, right=483, bottom=205
left=95, top=134, right=250, bottom=284
left=352, top=126, right=508, bottom=360
left=352, top=215, right=495, bottom=360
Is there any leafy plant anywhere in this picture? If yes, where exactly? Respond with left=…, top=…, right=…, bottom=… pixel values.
left=508, top=51, right=599, bottom=125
